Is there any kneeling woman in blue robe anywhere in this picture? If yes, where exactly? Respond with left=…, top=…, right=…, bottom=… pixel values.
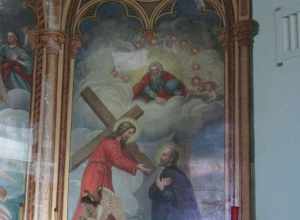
left=149, top=145, right=201, bottom=220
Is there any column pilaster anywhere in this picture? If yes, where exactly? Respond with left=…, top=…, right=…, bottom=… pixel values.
left=26, top=30, right=66, bottom=220
left=232, top=19, right=254, bottom=220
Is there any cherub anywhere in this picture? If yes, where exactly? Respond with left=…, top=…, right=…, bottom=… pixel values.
left=189, top=76, right=218, bottom=102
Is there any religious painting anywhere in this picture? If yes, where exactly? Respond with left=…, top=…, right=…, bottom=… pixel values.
left=68, top=1, right=225, bottom=220
left=0, top=0, right=35, bottom=219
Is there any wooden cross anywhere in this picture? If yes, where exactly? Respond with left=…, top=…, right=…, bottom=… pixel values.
left=70, top=87, right=155, bottom=171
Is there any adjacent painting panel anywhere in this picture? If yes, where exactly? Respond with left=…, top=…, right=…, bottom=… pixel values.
left=0, top=0, right=35, bottom=219
left=68, top=1, right=225, bottom=220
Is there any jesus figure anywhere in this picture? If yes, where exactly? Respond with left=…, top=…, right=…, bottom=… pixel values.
left=72, top=119, right=151, bottom=220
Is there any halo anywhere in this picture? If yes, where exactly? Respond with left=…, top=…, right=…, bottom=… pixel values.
left=113, top=117, right=140, bottom=143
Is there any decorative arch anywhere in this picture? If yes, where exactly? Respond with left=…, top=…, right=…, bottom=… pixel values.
left=62, top=0, right=244, bottom=36
left=205, top=0, right=227, bottom=26
left=64, top=0, right=177, bottom=35
left=71, top=0, right=148, bottom=33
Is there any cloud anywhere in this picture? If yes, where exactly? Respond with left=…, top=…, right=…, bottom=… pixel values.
left=0, top=108, right=30, bottom=135
left=72, top=48, right=224, bottom=143
left=72, top=15, right=224, bottom=139
left=0, top=160, right=26, bottom=200
left=0, top=89, right=31, bottom=112
left=0, top=108, right=30, bottom=202
left=0, top=204, right=12, bottom=220
left=73, top=81, right=223, bottom=143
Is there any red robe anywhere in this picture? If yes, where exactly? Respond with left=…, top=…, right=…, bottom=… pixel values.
left=1, top=60, right=32, bottom=85
left=133, top=71, right=186, bottom=101
left=72, top=138, right=138, bottom=220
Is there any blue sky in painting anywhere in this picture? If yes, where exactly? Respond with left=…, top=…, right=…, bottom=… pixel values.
left=191, top=118, right=225, bottom=159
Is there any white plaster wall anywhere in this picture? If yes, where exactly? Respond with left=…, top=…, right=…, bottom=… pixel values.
left=253, top=0, right=300, bottom=219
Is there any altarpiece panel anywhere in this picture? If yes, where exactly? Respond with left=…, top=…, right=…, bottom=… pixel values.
left=0, top=1, right=254, bottom=220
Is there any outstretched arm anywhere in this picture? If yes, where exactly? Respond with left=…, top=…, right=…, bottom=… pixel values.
left=105, top=141, right=138, bottom=175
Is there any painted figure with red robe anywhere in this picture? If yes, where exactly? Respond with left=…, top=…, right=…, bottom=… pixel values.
left=133, top=62, right=187, bottom=104
left=72, top=120, right=151, bottom=220
left=0, top=32, right=32, bottom=91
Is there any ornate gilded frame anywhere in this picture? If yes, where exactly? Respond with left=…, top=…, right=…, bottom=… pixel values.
left=23, top=0, right=254, bottom=220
